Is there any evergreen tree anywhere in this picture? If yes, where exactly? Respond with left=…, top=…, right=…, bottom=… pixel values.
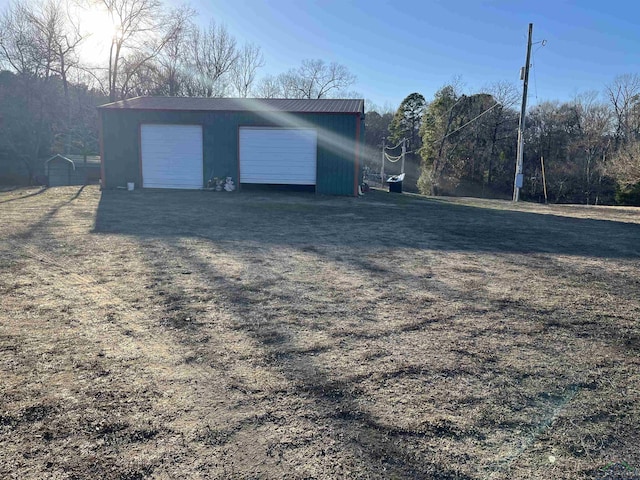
left=388, top=92, right=426, bottom=151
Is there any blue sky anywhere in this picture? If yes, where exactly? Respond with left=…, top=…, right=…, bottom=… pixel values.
left=185, top=0, right=640, bottom=110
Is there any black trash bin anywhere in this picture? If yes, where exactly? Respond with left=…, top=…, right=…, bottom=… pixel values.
left=387, top=173, right=405, bottom=193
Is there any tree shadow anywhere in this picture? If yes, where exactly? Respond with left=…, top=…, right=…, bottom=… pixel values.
left=137, top=237, right=478, bottom=479
left=137, top=232, right=638, bottom=478
left=92, top=189, right=640, bottom=259
left=0, top=186, right=48, bottom=204
left=5, top=187, right=638, bottom=477
left=9, top=185, right=86, bottom=240
left=11, top=186, right=632, bottom=477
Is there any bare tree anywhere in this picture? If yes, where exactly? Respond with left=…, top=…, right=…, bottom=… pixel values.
left=252, top=59, right=356, bottom=100
left=609, top=139, right=640, bottom=187
left=26, top=0, right=86, bottom=152
left=27, top=0, right=84, bottom=95
left=253, top=74, right=282, bottom=98
left=101, top=0, right=157, bottom=101
left=118, top=50, right=160, bottom=97
left=100, top=0, right=191, bottom=101
left=483, top=81, right=519, bottom=187
left=571, top=91, right=613, bottom=203
left=484, top=80, right=519, bottom=109
left=231, top=42, right=263, bottom=98
left=605, top=74, right=640, bottom=192
left=606, top=73, right=640, bottom=146
left=0, top=2, right=45, bottom=76
left=0, top=0, right=79, bottom=170
left=67, top=82, right=105, bottom=160
left=275, top=71, right=299, bottom=98
left=185, top=20, right=237, bottom=97
left=155, top=6, right=194, bottom=96
left=281, top=59, right=356, bottom=99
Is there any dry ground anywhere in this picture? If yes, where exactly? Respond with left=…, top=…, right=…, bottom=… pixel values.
left=1, top=185, right=639, bottom=479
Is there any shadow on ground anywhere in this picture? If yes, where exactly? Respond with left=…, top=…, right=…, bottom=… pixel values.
left=3, top=186, right=638, bottom=479
left=0, top=186, right=48, bottom=204
left=92, top=189, right=640, bottom=259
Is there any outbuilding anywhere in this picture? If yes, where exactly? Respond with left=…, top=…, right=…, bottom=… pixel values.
left=98, top=97, right=365, bottom=196
left=45, top=154, right=101, bottom=187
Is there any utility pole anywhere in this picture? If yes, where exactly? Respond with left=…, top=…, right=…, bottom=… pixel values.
left=541, top=156, right=548, bottom=203
left=381, top=137, right=386, bottom=186
left=513, top=23, right=533, bottom=202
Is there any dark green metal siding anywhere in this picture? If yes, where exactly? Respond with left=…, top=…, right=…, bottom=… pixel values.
left=100, top=109, right=362, bottom=195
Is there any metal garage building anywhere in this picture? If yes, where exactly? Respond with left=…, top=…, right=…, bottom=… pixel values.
left=98, top=97, right=365, bottom=196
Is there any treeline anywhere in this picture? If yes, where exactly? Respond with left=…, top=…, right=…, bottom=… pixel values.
left=2, top=0, right=639, bottom=205
left=0, top=0, right=357, bottom=183
left=364, top=77, right=640, bottom=205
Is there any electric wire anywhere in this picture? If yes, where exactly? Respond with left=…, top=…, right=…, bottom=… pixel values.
left=395, top=101, right=503, bottom=155
left=384, top=152, right=402, bottom=163
left=384, top=139, right=404, bottom=150
left=530, top=42, right=546, bottom=105
left=431, top=102, right=502, bottom=144
left=531, top=54, right=538, bottom=103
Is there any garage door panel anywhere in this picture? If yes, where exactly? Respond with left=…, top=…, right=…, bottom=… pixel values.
left=241, top=163, right=316, bottom=172
left=141, top=124, right=203, bottom=189
left=240, top=127, right=317, bottom=185
left=241, top=175, right=314, bottom=183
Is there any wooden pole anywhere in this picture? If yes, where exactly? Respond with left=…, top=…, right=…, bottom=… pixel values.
left=381, top=137, right=385, bottom=186
left=541, top=156, right=548, bottom=204
left=513, top=23, right=533, bottom=202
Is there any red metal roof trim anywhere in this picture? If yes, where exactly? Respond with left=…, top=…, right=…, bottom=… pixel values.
left=98, top=96, right=365, bottom=114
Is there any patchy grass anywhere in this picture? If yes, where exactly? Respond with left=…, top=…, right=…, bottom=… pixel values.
left=1, top=185, right=639, bottom=479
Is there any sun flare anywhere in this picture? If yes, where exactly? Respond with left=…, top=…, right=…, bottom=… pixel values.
left=73, top=4, right=120, bottom=60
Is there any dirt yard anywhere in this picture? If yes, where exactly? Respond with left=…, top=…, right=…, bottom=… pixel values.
left=1, top=185, right=639, bottom=479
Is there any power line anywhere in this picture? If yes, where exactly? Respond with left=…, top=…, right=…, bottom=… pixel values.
left=532, top=56, right=538, bottom=102
left=431, top=102, right=502, bottom=145
left=400, top=101, right=502, bottom=155
left=530, top=41, right=546, bottom=107
left=384, top=139, right=404, bottom=150
left=384, top=152, right=402, bottom=163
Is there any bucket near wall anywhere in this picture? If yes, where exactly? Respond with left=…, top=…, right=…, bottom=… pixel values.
left=127, top=182, right=134, bottom=191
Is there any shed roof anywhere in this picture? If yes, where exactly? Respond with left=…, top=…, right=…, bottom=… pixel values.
left=42, top=154, right=100, bottom=167
left=45, top=154, right=75, bottom=170
left=98, top=96, right=364, bottom=114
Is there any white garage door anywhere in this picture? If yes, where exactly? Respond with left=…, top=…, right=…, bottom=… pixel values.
left=141, top=124, right=203, bottom=189
left=239, top=127, right=317, bottom=185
